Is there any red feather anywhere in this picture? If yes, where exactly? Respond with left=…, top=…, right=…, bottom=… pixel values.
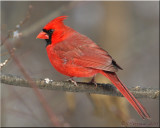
left=37, top=16, right=150, bottom=119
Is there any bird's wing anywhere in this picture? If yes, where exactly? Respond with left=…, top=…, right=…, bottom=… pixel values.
left=53, top=32, right=121, bottom=72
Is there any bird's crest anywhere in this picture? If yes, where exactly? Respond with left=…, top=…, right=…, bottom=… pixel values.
left=44, top=16, right=68, bottom=30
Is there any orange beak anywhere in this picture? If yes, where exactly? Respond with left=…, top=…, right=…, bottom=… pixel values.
left=36, top=31, right=49, bottom=39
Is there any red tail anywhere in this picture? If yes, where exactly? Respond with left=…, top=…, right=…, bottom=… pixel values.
left=100, top=71, right=150, bottom=119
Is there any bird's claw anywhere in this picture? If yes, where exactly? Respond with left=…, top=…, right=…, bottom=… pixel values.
left=68, top=77, right=78, bottom=86
left=90, top=77, right=97, bottom=88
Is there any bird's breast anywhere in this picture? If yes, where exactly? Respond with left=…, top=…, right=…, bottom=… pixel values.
left=46, top=45, right=98, bottom=77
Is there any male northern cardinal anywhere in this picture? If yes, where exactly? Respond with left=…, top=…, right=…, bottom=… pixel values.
left=37, top=16, right=150, bottom=119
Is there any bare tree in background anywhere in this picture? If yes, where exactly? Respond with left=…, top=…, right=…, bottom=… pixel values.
left=1, top=1, right=159, bottom=127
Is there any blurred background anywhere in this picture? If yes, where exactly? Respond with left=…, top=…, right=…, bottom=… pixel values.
left=1, top=1, right=159, bottom=127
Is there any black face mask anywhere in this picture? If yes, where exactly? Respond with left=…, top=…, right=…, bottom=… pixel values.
left=42, top=29, right=54, bottom=47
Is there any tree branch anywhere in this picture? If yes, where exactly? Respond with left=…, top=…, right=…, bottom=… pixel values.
left=1, top=74, right=159, bottom=100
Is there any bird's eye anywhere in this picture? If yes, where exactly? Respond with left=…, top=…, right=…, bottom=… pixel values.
left=49, top=29, right=54, bottom=33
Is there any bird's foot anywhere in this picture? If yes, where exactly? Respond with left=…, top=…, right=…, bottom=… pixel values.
left=90, top=77, right=97, bottom=88
left=68, top=77, right=78, bottom=86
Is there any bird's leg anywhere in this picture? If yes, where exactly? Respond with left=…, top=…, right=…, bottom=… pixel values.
left=90, top=76, right=97, bottom=88
left=68, top=77, right=78, bottom=86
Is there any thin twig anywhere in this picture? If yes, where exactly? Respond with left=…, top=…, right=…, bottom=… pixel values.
left=0, top=48, right=16, bottom=69
left=1, top=74, right=159, bottom=100
left=1, top=5, right=32, bottom=46
left=1, top=3, right=79, bottom=126
left=0, top=58, right=10, bottom=69
left=3, top=41, right=67, bottom=127
left=21, top=1, right=80, bottom=37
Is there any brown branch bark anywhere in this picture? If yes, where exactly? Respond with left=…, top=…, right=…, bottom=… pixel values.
left=1, top=74, right=159, bottom=100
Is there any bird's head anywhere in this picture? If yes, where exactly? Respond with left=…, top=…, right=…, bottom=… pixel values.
left=36, top=16, right=68, bottom=46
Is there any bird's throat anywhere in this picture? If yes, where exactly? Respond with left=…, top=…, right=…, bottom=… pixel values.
left=45, top=38, right=51, bottom=47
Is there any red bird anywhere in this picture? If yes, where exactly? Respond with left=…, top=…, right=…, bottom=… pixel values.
left=37, top=16, right=150, bottom=119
